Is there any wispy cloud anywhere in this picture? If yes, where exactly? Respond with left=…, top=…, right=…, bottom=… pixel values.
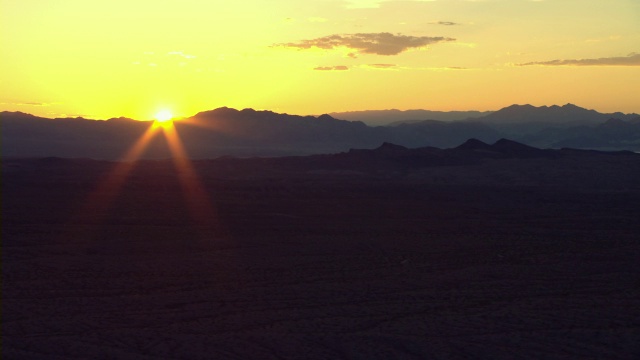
left=518, top=53, right=640, bottom=66
left=364, top=63, right=397, bottom=69
left=414, top=66, right=469, bottom=71
left=313, top=65, right=349, bottom=71
left=273, top=32, right=455, bottom=56
left=430, top=21, right=460, bottom=26
left=1, top=101, right=57, bottom=107
left=363, top=64, right=468, bottom=71
left=167, top=51, right=196, bottom=59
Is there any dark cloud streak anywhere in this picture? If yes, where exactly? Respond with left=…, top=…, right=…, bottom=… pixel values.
left=367, top=63, right=396, bottom=69
left=313, top=65, right=349, bottom=71
left=431, top=21, right=460, bottom=26
left=274, top=32, right=455, bottom=56
left=519, top=53, right=640, bottom=66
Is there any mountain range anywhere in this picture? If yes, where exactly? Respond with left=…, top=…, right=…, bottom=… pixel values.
left=328, top=109, right=493, bottom=126
left=2, top=104, right=639, bottom=159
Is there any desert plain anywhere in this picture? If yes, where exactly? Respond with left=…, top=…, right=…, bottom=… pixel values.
left=3, top=147, right=640, bottom=359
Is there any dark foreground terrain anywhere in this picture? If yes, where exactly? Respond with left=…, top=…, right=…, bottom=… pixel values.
left=3, top=148, right=640, bottom=359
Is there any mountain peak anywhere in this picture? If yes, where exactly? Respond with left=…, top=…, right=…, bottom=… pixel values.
left=106, top=116, right=136, bottom=122
left=501, top=104, right=535, bottom=111
left=492, top=138, right=536, bottom=150
left=455, top=138, right=493, bottom=151
left=193, top=107, right=240, bottom=118
left=374, top=142, right=409, bottom=152
left=491, top=138, right=553, bottom=158
left=480, top=103, right=608, bottom=126
left=1, top=111, right=38, bottom=118
left=317, top=114, right=335, bottom=121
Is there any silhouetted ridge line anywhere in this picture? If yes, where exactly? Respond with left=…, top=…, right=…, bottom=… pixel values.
left=1, top=111, right=39, bottom=118
left=477, top=103, right=636, bottom=125
left=455, top=138, right=493, bottom=151
left=374, top=142, right=409, bottom=152
left=317, top=114, right=337, bottom=121
left=4, top=105, right=640, bottom=159
left=490, top=138, right=554, bottom=158
left=193, top=107, right=240, bottom=118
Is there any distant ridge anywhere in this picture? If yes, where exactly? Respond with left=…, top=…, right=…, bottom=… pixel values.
left=1, top=111, right=39, bottom=118
left=454, top=138, right=551, bottom=158
left=475, top=103, right=632, bottom=125
left=491, top=138, right=553, bottom=158
left=2, top=104, right=640, bottom=159
left=265, top=138, right=637, bottom=176
left=455, top=138, right=495, bottom=151
left=329, top=109, right=492, bottom=126
left=374, top=142, right=410, bottom=153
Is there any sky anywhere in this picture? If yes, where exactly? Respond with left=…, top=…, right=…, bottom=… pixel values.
left=1, top=0, right=639, bottom=119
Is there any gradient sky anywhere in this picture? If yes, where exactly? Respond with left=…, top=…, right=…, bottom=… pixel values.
left=2, top=0, right=639, bottom=119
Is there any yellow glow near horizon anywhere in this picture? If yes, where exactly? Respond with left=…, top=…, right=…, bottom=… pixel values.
left=155, top=110, right=173, bottom=122
left=70, top=113, right=219, bottom=240
left=1, top=0, right=639, bottom=118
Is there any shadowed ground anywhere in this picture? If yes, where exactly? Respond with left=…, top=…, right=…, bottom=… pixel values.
left=3, top=156, right=640, bottom=359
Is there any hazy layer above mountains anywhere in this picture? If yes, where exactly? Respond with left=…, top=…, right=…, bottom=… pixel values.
left=328, top=109, right=493, bottom=126
left=332, top=103, right=639, bottom=128
left=2, top=104, right=639, bottom=159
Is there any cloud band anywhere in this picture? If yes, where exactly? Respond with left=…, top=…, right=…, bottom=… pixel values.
left=519, top=53, right=640, bottom=67
left=274, top=32, right=455, bottom=56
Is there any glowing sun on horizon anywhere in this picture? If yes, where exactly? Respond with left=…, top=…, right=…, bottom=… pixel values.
left=154, top=109, right=173, bottom=123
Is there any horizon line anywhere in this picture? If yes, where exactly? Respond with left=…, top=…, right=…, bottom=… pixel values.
left=2, top=102, right=640, bottom=122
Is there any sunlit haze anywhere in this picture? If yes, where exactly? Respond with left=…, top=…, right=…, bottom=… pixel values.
left=1, top=0, right=639, bottom=119
left=155, top=110, right=173, bottom=122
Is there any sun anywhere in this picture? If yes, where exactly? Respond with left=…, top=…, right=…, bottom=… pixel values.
left=154, top=110, right=173, bottom=123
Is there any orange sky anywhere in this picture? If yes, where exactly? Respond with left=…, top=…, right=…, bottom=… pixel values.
left=1, top=0, right=639, bottom=119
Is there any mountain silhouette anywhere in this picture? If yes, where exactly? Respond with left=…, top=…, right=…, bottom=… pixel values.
left=455, top=138, right=495, bottom=151
left=490, top=138, right=555, bottom=158
left=515, top=117, right=640, bottom=150
left=329, top=109, right=493, bottom=126
left=477, top=103, right=609, bottom=124
left=470, top=103, right=639, bottom=135
left=2, top=104, right=640, bottom=159
left=230, top=138, right=630, bottom=178
left=393, top=104, right=640, bottom=151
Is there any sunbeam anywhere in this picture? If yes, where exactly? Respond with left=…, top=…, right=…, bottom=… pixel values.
left=65, top=118, right=224, bottom=247
left=74, top=124, right=160, bottom=226
left=161, top=122, right=223, bottom=239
